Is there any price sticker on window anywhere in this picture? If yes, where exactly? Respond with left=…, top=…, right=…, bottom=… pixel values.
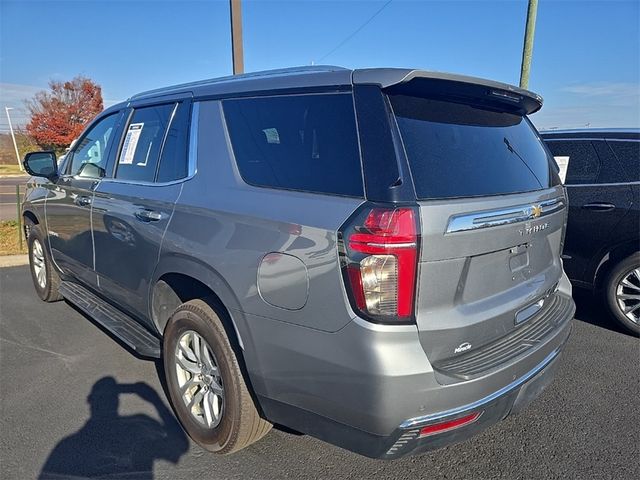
left=119, top=123, right=144, bottom=165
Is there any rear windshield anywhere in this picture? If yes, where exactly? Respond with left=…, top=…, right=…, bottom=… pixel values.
left=389, top=95, right=558, bottom=199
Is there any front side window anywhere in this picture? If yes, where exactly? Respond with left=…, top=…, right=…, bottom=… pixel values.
left=222, top=93, right=364, bottom=197
left=545, top=140, right=600, bottom=185
left=69, top=113, right=119, bottom=178
left=115, top=104, right=176, bottom=182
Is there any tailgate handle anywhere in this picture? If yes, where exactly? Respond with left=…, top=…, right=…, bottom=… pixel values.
left=582, top=202, right=615, bottom=211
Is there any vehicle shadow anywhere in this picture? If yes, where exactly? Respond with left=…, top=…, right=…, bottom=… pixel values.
left=572, top=287, right=631, bottom=336
left=39, top=376, right=189, bottom=480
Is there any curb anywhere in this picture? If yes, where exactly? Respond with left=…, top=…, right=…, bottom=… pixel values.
left=0, top=254, right=29, bottom=268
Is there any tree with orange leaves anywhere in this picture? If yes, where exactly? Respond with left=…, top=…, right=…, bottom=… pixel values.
left=26, top=76, right=104, bottom=153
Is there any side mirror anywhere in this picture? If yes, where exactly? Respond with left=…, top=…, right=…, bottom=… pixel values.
left=23, top=151, right=58, bottom=180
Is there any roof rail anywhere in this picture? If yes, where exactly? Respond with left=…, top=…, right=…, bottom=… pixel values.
left=129, top=65, right=348, bottom=100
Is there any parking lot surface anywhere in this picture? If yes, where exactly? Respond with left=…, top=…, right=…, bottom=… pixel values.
left=1, top=265, right=638, bottom=480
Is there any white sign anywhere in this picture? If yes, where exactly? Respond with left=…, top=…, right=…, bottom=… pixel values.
left=119, top=123, right=144, bottom=165
left=554, top=155, right=570, bottom=184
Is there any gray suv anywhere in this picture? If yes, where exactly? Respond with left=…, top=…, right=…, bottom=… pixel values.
left=21, top=66, right=575, bottom=459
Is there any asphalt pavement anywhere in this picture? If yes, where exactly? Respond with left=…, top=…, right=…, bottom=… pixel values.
left=1, top=265, right=638, bottom=480
left=0, top=176, right=29, bottom=221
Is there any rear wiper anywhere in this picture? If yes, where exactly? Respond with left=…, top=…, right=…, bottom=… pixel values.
left=503, top=137, right=543, bottom=187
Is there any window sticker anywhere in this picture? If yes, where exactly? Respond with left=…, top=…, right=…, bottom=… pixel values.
left=262, top=128, right=280, bottom=144
left=119, top=123, right=144, bottom=165
left=554, top=155, right=569, bottom=183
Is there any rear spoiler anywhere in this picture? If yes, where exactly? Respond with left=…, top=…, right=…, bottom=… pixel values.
left=352, top=69, right=543, bottom=115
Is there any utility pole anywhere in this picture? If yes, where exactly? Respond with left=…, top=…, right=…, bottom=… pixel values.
left=4, top=107, right=23, bottom=171
left=519, top=0, right=539, bottom=89
left=230, top=0, right=244, bottom=74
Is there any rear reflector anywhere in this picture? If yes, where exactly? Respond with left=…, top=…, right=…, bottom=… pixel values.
left=418, top=411, right=482, bottom=438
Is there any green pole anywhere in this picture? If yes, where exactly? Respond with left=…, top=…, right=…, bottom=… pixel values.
left=519, top=0, right=539, bottom=89
left=16, top=185, right=23, bottom=252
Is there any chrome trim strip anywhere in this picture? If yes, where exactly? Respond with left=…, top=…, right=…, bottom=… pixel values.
left=188, top=101, right=199, bottom=178
left=446, top=197, right=564, bottom=234
left=567, top=181, right=640, bottom=188
left=543, top=137, right=639, bottom=142
left=540, top=128, right=639, bottom=134
left=96, top=102, right=200, bottom=188
left=399, top=346, right=562, bottom=429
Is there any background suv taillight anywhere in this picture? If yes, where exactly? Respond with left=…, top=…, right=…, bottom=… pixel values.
left=338, top=204, right=420, bottom=324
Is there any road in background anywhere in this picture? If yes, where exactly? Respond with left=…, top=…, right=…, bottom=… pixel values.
left=0, top=176, right=29, bottom=221
left=1, top=266, right=638, bottom=480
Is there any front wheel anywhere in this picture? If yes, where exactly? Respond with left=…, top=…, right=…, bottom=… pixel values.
left=28, top=225, right=62, bottom=302
left=162, top=299, right=272, bottom=454
left=605, top=253, right=640, bottom=336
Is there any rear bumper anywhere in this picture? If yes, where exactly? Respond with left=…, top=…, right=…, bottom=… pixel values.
left=246, top=279, right=575, bottom=458
left=383, top=332, right=567, bottom=458
left=257, top=323, right=570, bottom=459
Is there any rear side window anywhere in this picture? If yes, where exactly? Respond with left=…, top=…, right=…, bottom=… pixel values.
left=608, top=140, right=640, bottom=182
left=545, top=140, right=600, bottom=185
left=116, top=104, right=175, bottom=182
left=222, top=93, right=364, bottom=197
left=156, top=102, right=190, bottom=183
left=390, top=95, right=557, bottom=199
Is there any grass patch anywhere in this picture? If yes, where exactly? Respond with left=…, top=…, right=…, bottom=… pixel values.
left=0, top=164, right=26, bottom=176
left=0, top=220, right=25, bottom=255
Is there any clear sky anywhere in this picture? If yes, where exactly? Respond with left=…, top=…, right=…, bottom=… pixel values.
left=1, top=0, right=638, bottom=132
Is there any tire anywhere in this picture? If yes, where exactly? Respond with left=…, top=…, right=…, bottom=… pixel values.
left=27, top=224, right=62, bottom=302
left=604, top=253, right=640, bottom=336
left=163, top=299, right=272, bottom=453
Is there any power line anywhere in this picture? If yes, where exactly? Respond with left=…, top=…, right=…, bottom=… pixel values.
left=316, top=0, right=394, bottom=63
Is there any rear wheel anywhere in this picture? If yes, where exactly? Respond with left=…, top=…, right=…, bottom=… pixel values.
left=162, top=299, right=272, bottom=453
left=605, top=253, right=640, bottom=336
left=28, top=225, right=62, bottom=302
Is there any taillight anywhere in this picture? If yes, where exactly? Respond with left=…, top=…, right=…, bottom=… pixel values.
left=339, top=205, right=420, bottom=324
left=559, top=190, right=569, bottom=256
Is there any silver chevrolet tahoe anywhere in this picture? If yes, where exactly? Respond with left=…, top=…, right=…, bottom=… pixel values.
left=21, top=66, right=575, bottom=459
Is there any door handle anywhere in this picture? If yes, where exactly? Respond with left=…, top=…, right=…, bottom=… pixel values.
left=135, top=209, right=164, bottom=222
left=74, top=195, right=92, bottom=207
left=581, top=202, right=615, bottom=211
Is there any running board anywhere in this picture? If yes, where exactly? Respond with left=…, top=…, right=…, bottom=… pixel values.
left=59, top=281, right=161, bottom=358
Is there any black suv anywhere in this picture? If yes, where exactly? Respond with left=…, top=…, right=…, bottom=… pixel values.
left=541, top=129, right=639, bottom=334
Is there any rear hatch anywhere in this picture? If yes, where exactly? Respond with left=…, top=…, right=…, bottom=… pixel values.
left=388, top=90, right=567, bottom=379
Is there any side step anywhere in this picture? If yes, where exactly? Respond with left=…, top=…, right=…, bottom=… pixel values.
left=59, top=281, right=161, bottom=358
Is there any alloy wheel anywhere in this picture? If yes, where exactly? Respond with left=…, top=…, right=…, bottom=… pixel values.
left=32, top=238, right=46, bottom=289
left=616, top=267, right=640, bottom=325
left=174, top=330, right=224, bottom=428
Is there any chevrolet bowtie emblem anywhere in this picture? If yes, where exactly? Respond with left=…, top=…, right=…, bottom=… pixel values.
left=530, top=204, right=542, bottom=218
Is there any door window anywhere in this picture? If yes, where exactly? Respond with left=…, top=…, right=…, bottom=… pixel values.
left=115, top=104, right=176, bottom=182
left=608, top=140, right=640, bottom=182
left=156, top=102, right=190, bottom=182
left=545, top=140, right=600, bottom=185
left=68, top=113, right=119, bottom=178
